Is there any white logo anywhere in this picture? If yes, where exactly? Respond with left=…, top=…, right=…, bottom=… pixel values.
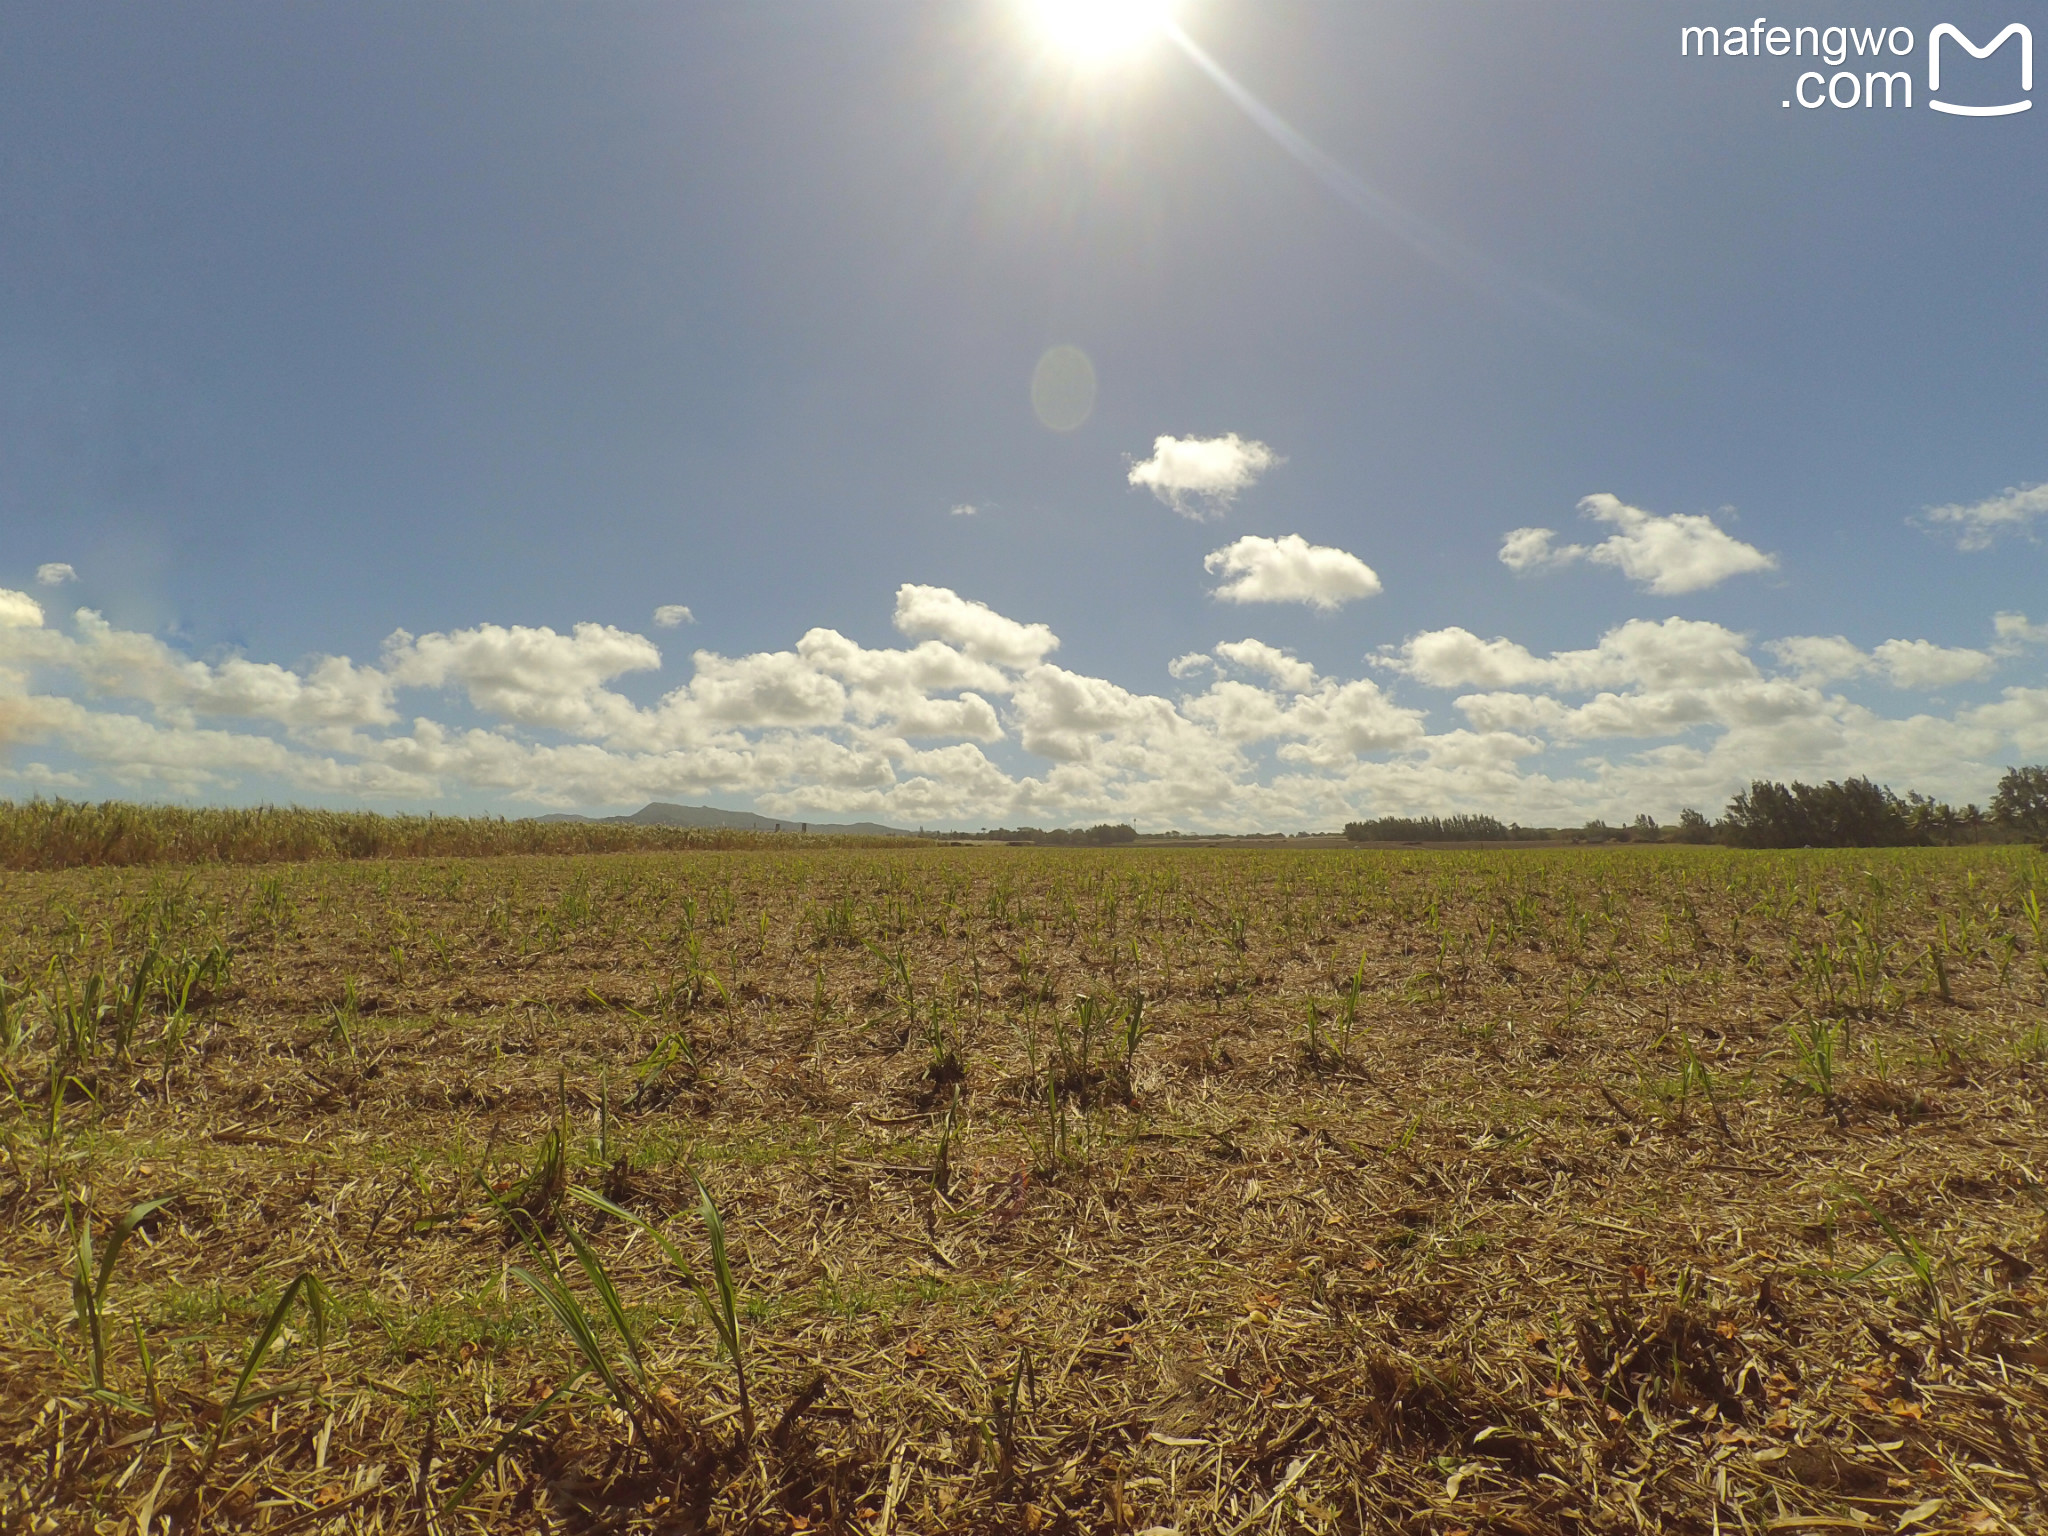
left=1681, top=18, right=2034, bottom=116
left=1928, top=22, right=2032, bottom=115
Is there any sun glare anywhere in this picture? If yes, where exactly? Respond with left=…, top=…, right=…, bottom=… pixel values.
left=1026, top=0, right=1175, bottom=66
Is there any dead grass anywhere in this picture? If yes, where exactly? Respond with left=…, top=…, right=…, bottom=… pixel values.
left=1, top=844, right=2044, bottom=1534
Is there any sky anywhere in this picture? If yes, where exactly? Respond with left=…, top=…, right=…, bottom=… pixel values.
left=3, top=0, right=2045, bottom=831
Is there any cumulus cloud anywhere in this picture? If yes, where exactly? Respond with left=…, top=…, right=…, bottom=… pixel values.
left=1872, top=639, right=1996, bottom=690
left=653, top=605, right=695, bottom=628
left=0, top=589, right=45, bottom=629
left=1127, top=433, right=1278, bottom=519
left=1767, top=635, right=1869, bottom=685
left=383, top=622, right=660, bottom=733
left=1212, top=639, right=1315, bottom=693
left=1994, top=612, right=2048, bottom=652
left=1273, top=679, right=1426, bottom=762
left=1205, top=534, right=1381, bottom=610
left=1378, top=615, right=2016, bottom=800
left=0, top=760, right=87, bottom=789
left=1497, top=527, right=1566, bottom=573
left=1500, top=494, right=1778, bottom=594
left=1381, top=616, right=2008, bottom=766
left=676, top=647, right=849, bottom=730
left=1391, top=623, right=1732, bottom=739
left=1383, top=617, right=1756, bottom=694
left=794, top=628, right=1006, bottom=741
left=36, top=563, right=77, bottom=587
left=1010, top=665, right=1182, bottom=763
left=0, top=585, right=2039, bottom=829
left=0, top=605, right=396, bottom=730
left=1770, top=634, right=1996, bottom=690
left=892, top=583, right=1057, bottom=667
left=1923, top=482, right=2048, bottom=551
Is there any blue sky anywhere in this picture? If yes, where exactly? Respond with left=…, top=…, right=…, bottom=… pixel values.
left=3, top=0, right=2045, bottom=828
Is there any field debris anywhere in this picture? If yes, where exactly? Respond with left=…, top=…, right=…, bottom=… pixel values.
left=1, top=843, right=2043, bottom=1532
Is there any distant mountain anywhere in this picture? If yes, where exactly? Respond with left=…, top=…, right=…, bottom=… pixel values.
left=531, top=802, right=919, bottom=837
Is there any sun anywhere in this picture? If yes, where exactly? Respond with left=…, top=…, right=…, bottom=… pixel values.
left=1024, top=0, right=1177, bottom=67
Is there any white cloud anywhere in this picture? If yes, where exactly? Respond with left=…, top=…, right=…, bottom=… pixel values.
left=1205, top=534, right=1381, bottom=610
left=950, top=503, right=977, bottom=517
left=1964, top=687, right=2048, bottom=759
left=676, top=647, right=851, bottom=730
left=1923, top=482, right=2048, bottom=551
left=1770, top=634, right=1995, bottom=690
left=1009, top=665, right=1189, bottom=763
left=0, top=590, right=45, bottom=629
left=2, top=586, right=2042, bottom=829
left=1127, top=434, right=1278, bottom=519
left=36, top=563, right=77, bottom=587
left=1182, top=679, right=1290, bottom=743
left=0, top=761, right=88, bottom=789
left=892, top=583, right=1057, bottom=667
left=1456, top=678, right=1823, bottom=744
left=1767, top=635, right=1869, bottom=684
left=1868, top=639, right=1995, bottom=690
left=1497, top=527, right=1566, bottom=573
left=796, top=628, right=1007, bottom=697
left=1381, top=627, right=1558, bottom=690
left=1274, top=679, right=1427, bottom=762
left=0, top=606, right=396, bottom=730
left=794, top=628, right=1007, bottom=741
left=1499, top=494, right=1777, bottom=594
left=1213, top=639, right=1315, bottom=692
left=1390, top=619, right=1800, bottom=746
left=1994, top=611, right=2048, bottom=652
left=382, top=622, right=660, bottom=733
left=1167, top=652, right=1212, bottom=680
left=1383, top=617, right=1756, bottom=693
left=653, top=605, right=695, bottom=628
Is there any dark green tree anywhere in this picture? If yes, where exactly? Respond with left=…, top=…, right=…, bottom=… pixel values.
left=1675, top=808, right=1714, bottom=844
left=1991, top=765, right=2048, bottom=838
left=1344, top=814, right=1515, bottom=843
left=1719, top=778, right=1917, bottom=848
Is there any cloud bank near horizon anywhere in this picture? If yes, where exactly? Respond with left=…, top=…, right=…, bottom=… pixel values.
left=3, top=578, right=2043, bottom=828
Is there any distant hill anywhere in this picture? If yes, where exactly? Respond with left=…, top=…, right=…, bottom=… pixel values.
left=532, top=802, right=918, bottom=837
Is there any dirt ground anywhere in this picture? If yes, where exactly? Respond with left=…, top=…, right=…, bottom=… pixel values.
left=2, top=844, right=2044, bottom=1534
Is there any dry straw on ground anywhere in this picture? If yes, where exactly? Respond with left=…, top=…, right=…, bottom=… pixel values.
left=1, top=842, right=2043, bottom=1534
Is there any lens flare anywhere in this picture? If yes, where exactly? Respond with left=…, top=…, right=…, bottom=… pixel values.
left=1031, top=345, right=1097, bottom=432
left=1025, top=0, right=1174, bottom=65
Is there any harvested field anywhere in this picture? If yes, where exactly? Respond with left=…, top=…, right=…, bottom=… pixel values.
left=2, top=844, right=2045, bottom=1534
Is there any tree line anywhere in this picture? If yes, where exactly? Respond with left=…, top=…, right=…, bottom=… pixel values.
left=1704, top=765, right=2048, bottom=848
left=1341, top=814, right=1548, bottom=843
left=964, top=824, right=1140, bottom=846
left=1346, top=765, right=2048, bottom=849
